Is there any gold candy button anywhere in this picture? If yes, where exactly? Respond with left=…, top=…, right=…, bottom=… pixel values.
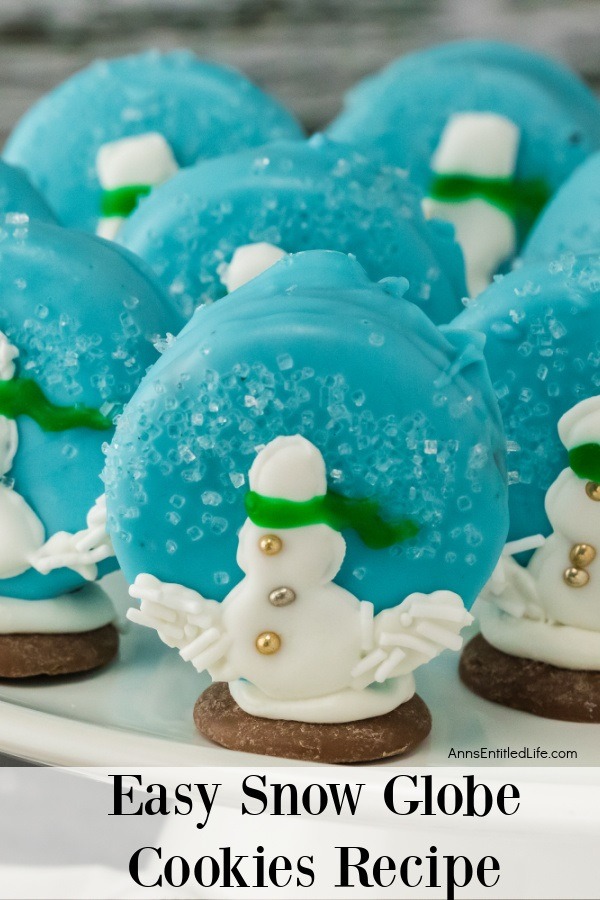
left=259, top=534, right=283, bottom=555
left=256, top=631, right=281, bottom=655
left=569, top=543, right=596, bottom=567
left=586, top=482, right=600, bottom=501
left=563, top=566, right=590, bottom=588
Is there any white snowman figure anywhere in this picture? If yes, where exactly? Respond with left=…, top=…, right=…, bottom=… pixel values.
left=128, top=434, right=472, bottom=723
left=96, top=132, right=179, bottom=240
left=478, top=395, right=600, bottom=670
left=423, top=112, right=520, bottom=297
left=0, top=330, right=116, bottom=630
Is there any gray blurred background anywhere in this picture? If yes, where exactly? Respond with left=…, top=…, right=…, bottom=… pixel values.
left=0, top=0, right=599, bottom=143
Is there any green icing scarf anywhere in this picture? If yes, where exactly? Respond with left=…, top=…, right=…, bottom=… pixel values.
left=245, top=489, right=419, bottom=550
left=429, top=173, right=550, bottom=228
left=569, top=443, right=600, bottom=484
left=0, top=376, right=113, bottom=432
left=100, top=184, right=152, bottom=218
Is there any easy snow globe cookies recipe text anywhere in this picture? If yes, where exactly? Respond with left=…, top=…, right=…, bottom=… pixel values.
left=0, top=218, right=182, bottom=678
left=107, top=250, right=509, bottom=762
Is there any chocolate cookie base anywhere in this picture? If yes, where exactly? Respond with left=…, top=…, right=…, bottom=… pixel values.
left=194, top=682, right=431, bottom=763
left=0, top=624, right=118, bottom=678
left=460, top=633, right=600, bottom=723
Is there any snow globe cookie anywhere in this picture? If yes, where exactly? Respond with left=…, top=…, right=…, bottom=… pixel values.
left=327, top=41, right=600, bottom=296
left=118, top=135, right=467, bottom=323
left=3, top=50, right=303, bottom=235
left=105, top=250, right=509, bottom=762
left=461, top=397, right=600, bottom=722
left=451, top=251, right=600, bottom=719
left=523, top=151, right=600, bottom=263
left=0, top=217, right=183, bottom=677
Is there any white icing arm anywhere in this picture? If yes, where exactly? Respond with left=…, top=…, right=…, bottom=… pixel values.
left=351, top=591, right=472, bottom=687
left=127, top=574, right=226, bottom=665
left=484, top=536, right=545, bottom=619
left=28, top=495, right=115, bottom=581
left=485, top=554, right=544, bottom=620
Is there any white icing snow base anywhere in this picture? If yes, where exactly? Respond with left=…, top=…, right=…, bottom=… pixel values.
left=0, top=582, right=116, bottom=634
left=128, top=434, right=472, bottom=724
left=229, top=673, right=415, bottom=723
left=478, top=597, right=600, bottom=670
left=423, top=112, right=520, bottom=297
left=480, top=396, right=600, bottom=670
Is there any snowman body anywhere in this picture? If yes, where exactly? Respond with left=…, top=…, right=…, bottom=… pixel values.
left=529, top=468, right=600, bottom=631
left=0, top=485, right=45, bottom=579
left=214, top=522, right=364, bottom=699
left=0, top=334, right=46, bottom=579
left=480, top=396, right=600, bottom=667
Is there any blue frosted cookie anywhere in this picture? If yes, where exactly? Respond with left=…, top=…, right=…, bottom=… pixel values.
left=451, top=251, right=600, bottom=544
left=327, top=41, right=600, bottom=295
left=4, top=50, right=303, bottom=233
left=0, top=218, right=184, bottom=601
left=118, top=135, right=467, bottom=323
left=105, top=250, right=508, bottom=613
left=523, top=151, right=600, bottom=262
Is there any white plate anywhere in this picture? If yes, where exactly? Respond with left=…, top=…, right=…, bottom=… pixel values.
left=0, top=571, right=598, bottom=766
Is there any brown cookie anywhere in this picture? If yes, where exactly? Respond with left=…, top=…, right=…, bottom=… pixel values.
left=460, top=633, right=600, bottom=723
left=194, top=681, right=431, bottom=762
left=0, top=624, right=119, bottom=678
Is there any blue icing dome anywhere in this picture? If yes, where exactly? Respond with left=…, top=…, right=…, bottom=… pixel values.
left=451, top=252, right=600, bottom=545
left=0, top=218, right=185, bottom=600
left=0, top=160, right=56, bottom=223
left=118, top=136, right=467, bottom=323
left=3, top=50, right=303, bottom=232
left=523, top=151, right=600, bottom=262
left=105, top=250, right=508, bottom=612
left=327, top=41, right=600, bottom=249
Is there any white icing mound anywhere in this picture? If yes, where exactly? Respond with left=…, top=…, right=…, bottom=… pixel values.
left=478, top=598, right=600, bottom=671
left=229, top=674, right=415, bottom=723
left=0, top=582, right=116, bottom=634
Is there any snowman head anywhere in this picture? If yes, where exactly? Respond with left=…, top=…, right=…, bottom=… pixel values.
left=0, top=331, right=18, bottom=382
left=545, top=396, right=600, bottom=537
left=236, top=435, right=346, bottom=584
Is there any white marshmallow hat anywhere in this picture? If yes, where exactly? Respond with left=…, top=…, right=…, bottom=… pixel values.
left=248, top=434, right=327, bottom=501
left=558, top=395, right=600, bottom=451
left=96, top=133, right=178, bottom=192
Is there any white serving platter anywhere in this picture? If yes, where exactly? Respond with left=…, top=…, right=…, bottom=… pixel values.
left=0, top=571, right=598, bottom=767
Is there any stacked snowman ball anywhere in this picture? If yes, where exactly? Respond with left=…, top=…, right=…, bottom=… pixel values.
left=2, top=42, right=600, bottom=761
